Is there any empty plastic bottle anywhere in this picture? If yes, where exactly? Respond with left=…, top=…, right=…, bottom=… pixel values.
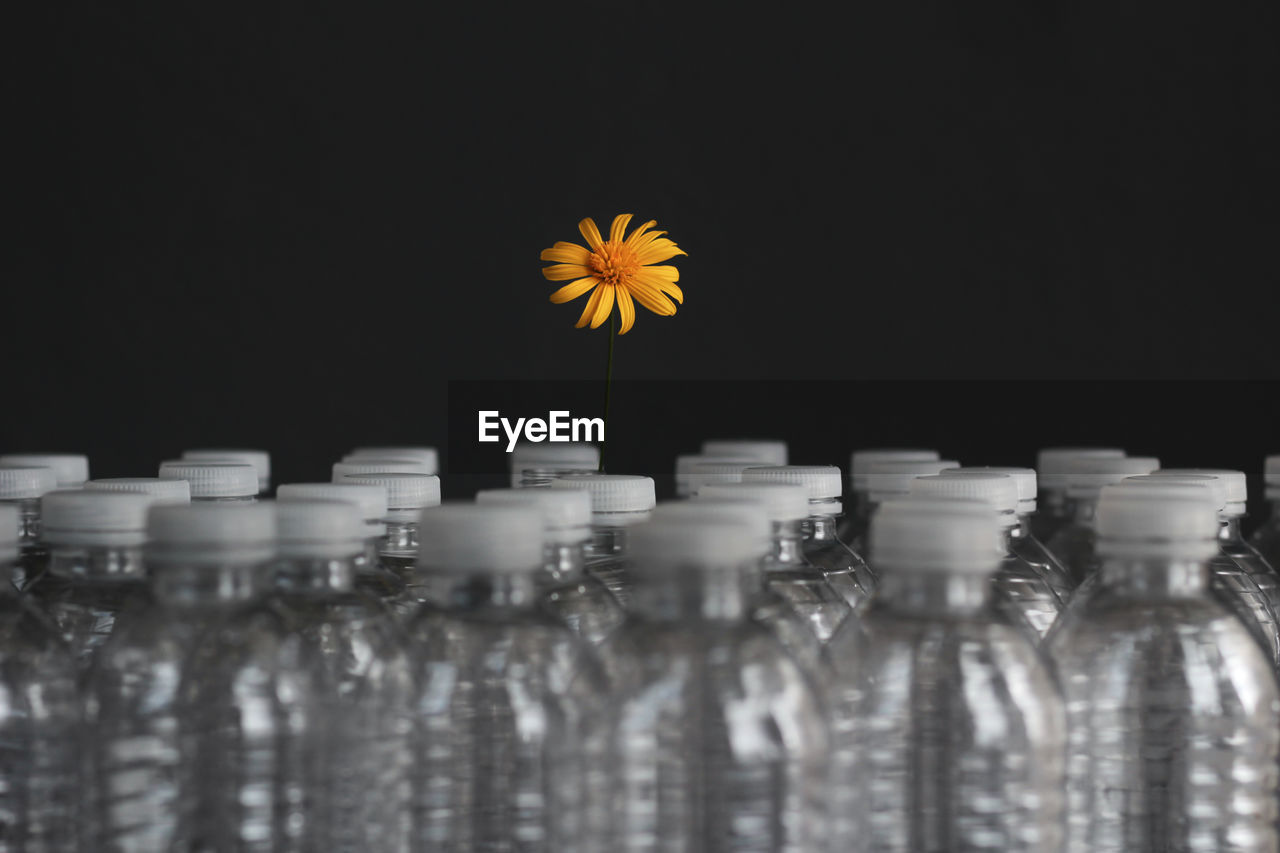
left=852, top=457, right=960, bottom=554
left=476, top=487, right=625, bottom=644
left=1047, top=485, right=1280, bottom=853
left=0, top=503, right=81, bottom=852
left=405, top=503, right=603, bottom=851
left=28, top=489, right=159, bottom=670
left=157, top=459, right=259, bottom=502
left=181, top=448, right=271, bottom=494
left=340, top=472, right=441, bottom=611
left=0, top=465, right=59, bottom=589
left=276, top=481, right=394, bottom=600
left=1031, top=447, right=1125, bottom=544
left=548, top=474, right=655, bottom=606
left=510, top=441, right=599, bottom=487
left=0, top=452, right=90, bottom=488
left=840, top=447, right=942, bottom=550
left=270, top=499, right=412, bottom=852
left=742, top=464, right=876, bottom=610
left=1251, top=454, right=1280, bottom=569
left=700, top=438, right=788, bottom=465
left=1046, top=456, right=1159, bottom=585
left=345, top=445, right=439, bottom=475
left=827, top=498, right=1066, bottom=851
left=911, top=473, right=1066, bottom=640
left=85, top=502, right=310, bottom=852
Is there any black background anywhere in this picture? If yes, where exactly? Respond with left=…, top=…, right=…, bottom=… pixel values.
left=8, top=3, right=1279, bottom=499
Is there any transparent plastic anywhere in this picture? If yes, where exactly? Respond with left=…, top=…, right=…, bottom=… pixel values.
left=1010, top=514, right=1075, bottom=599
left=584, top=524, right=634, bottom=606
left=3, top=497, right=46, bottom=589
left=759, top=518, right=851, bottom=645
left=1047, top=556, right=1280, bottom=852
left=1046, top=495, right=1101, bottom=586
left=802, top=511, right=876, bottom=610
left=1210, top=515, right=1280, bottom=666
left=995, top=521, right=1068, bottom=640
left=828, top=571, right=1066, bottom=851
left=1251, top=499, right=1280, bottom=575
left=540, top=539, right=626, bottom=644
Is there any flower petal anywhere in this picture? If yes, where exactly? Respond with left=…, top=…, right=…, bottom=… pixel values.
left=626, top=280, right=677, bottom=316
left=624, top=220, right=657, bottom=247
left=549, top=277, right=599, bottom=304
left=608, top=214, right=632, bottom=245
left=634, top=266, right=679, bottom=284
left=540, top=242, right=592, bottom=264
left=630, top=228, right=668, bottom=252
left=657, top=281, right=684, bottom=304
left=542, top=263, right=592, bottom=282
left=578, top=218, right=605, bottom=252
left=575, top=284, right=606, bottom=328
left=635, top=238, right=687, bottom=265
left=589, top=284, right=616, bottom=329
left=616, top=286, right=636, bottom=334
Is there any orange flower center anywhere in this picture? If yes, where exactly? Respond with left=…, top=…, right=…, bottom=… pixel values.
left=588, top=241, right=640, bottom=288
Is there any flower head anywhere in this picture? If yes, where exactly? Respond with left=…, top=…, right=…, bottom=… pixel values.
left=541, top=214, right=686, bottom=334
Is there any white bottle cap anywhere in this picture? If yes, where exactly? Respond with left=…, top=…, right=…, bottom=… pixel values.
left=695, top=482, right=810, bottom=523
left=0, top=453, right=90, bottom=487
left=549, top=474, right=655, bottom=522
left=347, top=446, right=439, bottom=475
left=651, top=499, right=771, bottom=555
left=146, top=502, right=276, bottom=565
left=158, top=460, right=259, bottom=499
left=865, top=460, right=962, bottom=502
left=682, top=460, right=760, bottom=495
left=850, top=448, right=942, bottom=491
left=276, top=482, right=389, bottom=537
left=0, top=466, right=59, bottom=500
left=741, top=465, right=843, bottom=514
left=1095, top=485, right=1219, bottom=560
left=1151, top=468, right=1248, bottom=515
left=340, top=473, right=442, bottom=521
left=181, top=449, right=271, bottom=492
left=0, top=504, right=17, bottom=562
left=42, top=490, right=156, bottom=547
left=1119, top=474, right=1228, bottom=513
left=508, top=443, right=600, bottom=487
left=909, top=473, right=1020, bottom=525
left=941, top=466, right=1037, bottom=514
left=630, top=509, right=765, bottom=567
left=476, top=487, right=592, bottom=544
left=332, top=458, right=433, bottom=481
left=417, top=503, right=544, bottom=572
left=1267, top=455, right=1280, bottom=499
left=274, top=499, right=367, bottom=559
left=871, top=498, right=1004, bottom=575
left=85, top=477, right=192, bottom=503
left=674, top=454, right=757, bottom=497
left=700, top=439, right=788, bottom=465
left=1036, top=447, right=1127, bottom=490
left=1062, top=457, right=1161, bottom=498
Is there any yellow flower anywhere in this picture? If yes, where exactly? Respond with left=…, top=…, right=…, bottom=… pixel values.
left=541, top=214, right=686, bottom=334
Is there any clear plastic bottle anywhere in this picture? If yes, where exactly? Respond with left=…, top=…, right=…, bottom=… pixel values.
left=1046, top=456, right=1160, bottom=586
left=840, top=447, right=942, bottom=551
left=340, top=472, right=442, bottom=614
left=598, top=509, right=829, bottom=852
left=854, top=457, right=960, bottom=554
left=0, top=503, right=81, bottom=851
left=276, top=481, right=394, bottom=600
left=1251, top=454, right=1280, bottom=570
left=0, top=465, right=59, bottom=589
left=85, top=502, right=310, bottom=851
left=1031, top=447, right=1125, bottom=545
left=476, top=487, right=625, bottom=644
left=1047, top=486, right=1280, bottom=852
left=270, top=499, right=412, bottom=852
left=28, top=489, right=161, bottom=671
left=911, top=472, right=1066, bottom=640
left=0, top=452, right=90, bottom=488
left=509, top=441, right=599, bottom=487
left=548, top=474, right=655, bottom=607
left=405, top=503, right=603, bottom=851
left=742, top=464, right=876, bottom=610
left=827, top=498, right=1065, bottom=851
left=180, top=448, right=271, bottom=495
left=700, top=438, right=788, bottom=465
left=157, top=459, right=259, bottom=502
left=345, top=445, right=439, bottom=475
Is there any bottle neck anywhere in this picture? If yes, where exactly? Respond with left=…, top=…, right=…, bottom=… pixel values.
left=148, top=559, right=270, bottom=608
left=802, top=513, right=842, bottom=543
left=273, top=554, right=358, bottom=596
left=1097, top=555, right=1209, bottom=596
left=417, top=568, right=542, bottom=610
left=763, top=519, right=809, bottom=571
left=876, top=571, right=993, bottom=615
left=586, top=525, right=628, bottom=560
left=1, top=498, right=41, bottom=545
left=382, top=519, right=419, bottom=558
left=1040, top=488, right=1069, bottom=520
left=543, top=540, right=589, bottom=584
left=48, top=545, right=147, bottom=581
left=1218, top=515, right=1246, bottom=547
left=1010, top=515, right=1034, bottom=542
left=1071, top=494, right=1099, bottom=526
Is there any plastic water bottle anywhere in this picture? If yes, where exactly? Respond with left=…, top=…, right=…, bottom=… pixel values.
left=270, top=499, right=412, bottom=852
left=276, top=481, right=394, bottom=600
left=1031, top=447, right=1125, bottom=544
left=405, top=503, right=603, bottom=851
left=475, top=487, right=625, bottom=644
left=340, top=472, right=441, bottom=612
left=852, top=457, right=960, bottom=553
left=28, top=489, right=160, bottom=670
left=510, top=441, right=599, bottom=487
left=598, top=509, right=829, bottom=851
left=841, top=447, right=942, bottom=550
left=911, top=472, right=1066, bottom=640
left=548, top=474, right=655, bottom=606
left=157, top=459, right=259, bottom=502
left=742, top=465, right=876, bottom=610
left=85, top=502, right=309, bottom=851
left=673, top=454, right=756, bottom=498
left=0, top=465, right=59, bottom=588
left=827, top=498, right=1066, bottom=851
left=1251, top=454, right=1280, bottom=569
left=345, top=445, right=439, bottom=475
left=1046, top=456, right=1159, bottom=585
left=697, top=480, right=853, bottom=644
left=181, top=448, right=271, bottom=495
left=0, top=452, right=90, bottom=488
left=700, top=438, right=788, bottom=465
left=1047, top=485, right=1280, bottom=852
left=0, top=503, right=81, bottom=851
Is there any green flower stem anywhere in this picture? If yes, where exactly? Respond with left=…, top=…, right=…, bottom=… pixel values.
left=599, top=311, right=616, bottom=473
